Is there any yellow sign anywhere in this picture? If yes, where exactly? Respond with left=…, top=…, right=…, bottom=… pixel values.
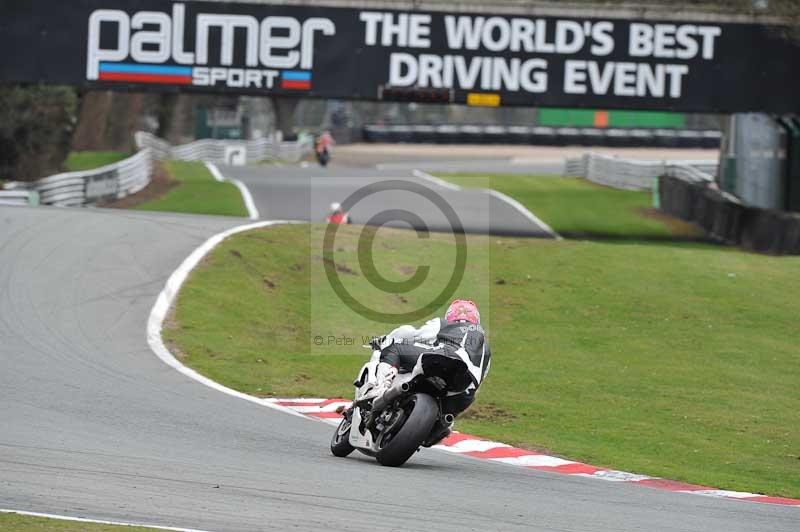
left=467, top=93, right=501, bottom=107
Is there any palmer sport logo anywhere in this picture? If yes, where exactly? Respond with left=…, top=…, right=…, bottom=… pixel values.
left=86, top=3, right=335, bottom=90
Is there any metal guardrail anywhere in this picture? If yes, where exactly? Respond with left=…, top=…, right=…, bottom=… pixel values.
left=663, top=164, right=718, bottom=185
left=0, top=190, right=39, bottom=206
left=564, top=153, right=717, bottom=190
left=134, top=132, right=313, bottom=164
left=4, top=149, right=152, bottom=207
left=2, top=133, right=312, bottom=208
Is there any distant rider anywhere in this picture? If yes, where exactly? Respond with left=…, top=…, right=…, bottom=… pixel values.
left=370, top=299, right=490, bottom=446
left=315, top=130, right=335, bottom=166
left=326, top=202, right=351, bottom=224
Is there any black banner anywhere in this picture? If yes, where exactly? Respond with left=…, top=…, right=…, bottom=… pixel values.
left=1, top=0, right=799, bottom=112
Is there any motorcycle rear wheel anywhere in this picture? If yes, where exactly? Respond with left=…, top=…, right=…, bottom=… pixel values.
left=375, top=394, right=438, bottom=467
left=330, top=415, right=355, bottom=457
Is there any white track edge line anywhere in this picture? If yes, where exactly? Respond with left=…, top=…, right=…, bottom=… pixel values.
left=231, top=178, right=260, bottom=220
left=204, top=162, right=259, bottom=220
left=146, top=220, right=306, bottom=419
left=412, top=169, right=561, bottom=239
left=412, top=169, right=463, bottom=191
left=485, top=189, right=562, bottom=240
left=0, top=509, right=212, bottom=532
left=205, top=162, right=226, bottom=183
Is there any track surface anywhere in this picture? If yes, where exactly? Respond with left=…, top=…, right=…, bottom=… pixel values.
left=0, top=186, right=796, bottom=530
left=218, top=164, right=553, bottom=237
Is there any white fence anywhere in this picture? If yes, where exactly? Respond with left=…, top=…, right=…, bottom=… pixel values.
left=2, top=133, right=313, bottom=208
left=564, top=153, right=717, bottom=190
left=135, top=132, right=313, bottom=165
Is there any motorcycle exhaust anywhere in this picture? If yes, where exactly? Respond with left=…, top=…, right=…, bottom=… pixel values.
left=371, top=381, right=410, bottom=413
left=442, top=413, right=455, bottom=426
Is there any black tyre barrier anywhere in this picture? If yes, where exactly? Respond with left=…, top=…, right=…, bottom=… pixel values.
left=411, top=125, right=438, bottom=144
left=740, top=209, right=786, bottom=254
left=660, top=175, right=696, bottom=221
left=742, top=209, right=800, bottom=255
left=786, top=215, right=800, bottom=254
left=696, top=189, right=715, bottom=232
left=711, top=195, right=744, bottom=244
left=508, top=126, right=534, bottom=144
left=529, top=127, right=556, bottom=145
left=688, top=182, right=708, bottom=226
left=659, top=175, right=800, bottom=255
left=362, top=126, right=721, bottom=148
left=657, top=175, right=674, bottom=215
left=435, top=125, right=460, bottom=144
left=654, top=129, right=681, bottom=148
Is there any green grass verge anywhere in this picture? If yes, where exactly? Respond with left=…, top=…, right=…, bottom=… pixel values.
left=65, top=151, right=129, bottom=172
left=439, top=173, right=699, bottom=239
left=0, top=513, right=158, bottom=531
left=134, top=161, right=248, bottom=217
left=166, top=223, right=800, bottom=498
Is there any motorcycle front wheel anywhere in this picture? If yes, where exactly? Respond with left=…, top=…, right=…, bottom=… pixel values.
left=330, top=414, right=355, bottom=457
left=375, top=393, right=438, bottom=467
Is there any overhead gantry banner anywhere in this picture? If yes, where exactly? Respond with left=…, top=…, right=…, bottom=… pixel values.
left=1, top=0, right=799, bottom=112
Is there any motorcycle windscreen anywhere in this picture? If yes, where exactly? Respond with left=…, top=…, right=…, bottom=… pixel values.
left=419, top=352, right=473, bottom=392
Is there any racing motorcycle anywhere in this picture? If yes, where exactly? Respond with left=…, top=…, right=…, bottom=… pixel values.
left=330, top=338, right=482, bottom=467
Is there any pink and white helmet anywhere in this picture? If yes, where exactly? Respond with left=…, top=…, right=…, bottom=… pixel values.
left=444, top=299, right=480, bottom=325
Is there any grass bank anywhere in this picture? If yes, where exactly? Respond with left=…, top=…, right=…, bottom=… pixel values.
left=65, top=151, right=129, bottom=172
left=166, top=222, right=800, bottom=498
left=133, top=161, right=247, bottom=217
left=439, top=173, right=701, bottom=240
left=0, top=513, right=159, bottom=531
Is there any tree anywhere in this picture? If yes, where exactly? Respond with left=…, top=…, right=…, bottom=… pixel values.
left=0, top=85, right=78, bottom=182
left=71, top=91, right=147, bottom=152
left=272, top=96, right=301, bottom=139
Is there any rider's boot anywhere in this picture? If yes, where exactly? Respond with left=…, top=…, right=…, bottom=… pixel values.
left=363, top=362, right=398, bottom=400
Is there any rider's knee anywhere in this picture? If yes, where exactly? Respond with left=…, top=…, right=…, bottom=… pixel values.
left=378, top=344, right=400, bottom=366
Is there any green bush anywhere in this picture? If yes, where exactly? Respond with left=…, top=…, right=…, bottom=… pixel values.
left=0, top=85, right=78, bottom=181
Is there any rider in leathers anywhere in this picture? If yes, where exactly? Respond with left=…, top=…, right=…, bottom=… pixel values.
left=371, top=300, right=490, bottom=446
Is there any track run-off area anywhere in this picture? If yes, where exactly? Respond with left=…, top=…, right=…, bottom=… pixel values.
left=1, top=159, right=798, bottom=531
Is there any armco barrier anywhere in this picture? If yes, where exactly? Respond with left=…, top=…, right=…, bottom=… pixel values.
left=4, top=149, right=152, bottom=207
left=2, top=133, right=313, bottom=208
left=134, top=132, right=313, bottom=164
left=0, top=190, right=39, bottom=206
left=566, top=153, right=716, bottom=191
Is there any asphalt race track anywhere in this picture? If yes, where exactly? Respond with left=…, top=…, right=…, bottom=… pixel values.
left=218, top=164, right=555, bottom=237
left=1, top=191, right=797, bottom=530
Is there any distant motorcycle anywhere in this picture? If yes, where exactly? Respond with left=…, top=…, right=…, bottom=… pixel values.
left=315, top=131, right=334, bottom=167
left=330, top=339, right=482, bottom=466
left=316, top=147, right=330, bottom=167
